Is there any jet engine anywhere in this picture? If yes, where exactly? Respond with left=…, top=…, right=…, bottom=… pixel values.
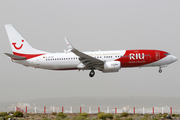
left=102, top=61, right=121, bottom=73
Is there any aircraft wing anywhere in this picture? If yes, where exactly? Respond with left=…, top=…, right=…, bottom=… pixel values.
left=65, top=38, right=104, bottom=70
left=4, top=53, right=27, bottom=60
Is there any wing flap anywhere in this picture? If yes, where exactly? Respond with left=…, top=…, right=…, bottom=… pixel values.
left=4, top=53, right=27, bottom=60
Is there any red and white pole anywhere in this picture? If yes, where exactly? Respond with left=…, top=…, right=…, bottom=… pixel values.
left=80, top=107, right=82, bottom=113
left=62, top=107, right=64, bottom=113
left=44, top=106, right=46, bottom=114
left=115, top=108, right=117, bottom=114
left=26, top=106, right=27, bottom=113
left=98, top=107, right=100, bottom=113
left=152, top=107, right=154, bottom=114
left=133, top=107, right=135, bottom=114
left=170, top=107, right=172, bottom=114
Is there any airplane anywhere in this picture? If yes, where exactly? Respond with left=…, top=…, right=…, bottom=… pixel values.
left=4, top=24, right=178, bottom=77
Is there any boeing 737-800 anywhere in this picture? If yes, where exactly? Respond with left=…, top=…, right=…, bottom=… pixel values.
left=4, top=24, right=178, bottom=77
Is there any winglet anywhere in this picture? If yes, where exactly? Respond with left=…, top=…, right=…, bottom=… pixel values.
left=64, top=37, right=74, bottom=50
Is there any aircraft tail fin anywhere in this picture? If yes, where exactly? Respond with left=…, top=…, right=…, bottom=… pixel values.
left=5, top=24, right=47, bottom=55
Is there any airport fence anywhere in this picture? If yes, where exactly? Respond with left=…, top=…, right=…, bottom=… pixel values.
left=14, top=106, right=180, bottom=114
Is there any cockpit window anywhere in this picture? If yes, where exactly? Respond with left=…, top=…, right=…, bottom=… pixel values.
left=164, top=53, right=170, bottom=56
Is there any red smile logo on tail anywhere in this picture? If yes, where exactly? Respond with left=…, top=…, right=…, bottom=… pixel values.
left=12, top=40, right=24, bottom=50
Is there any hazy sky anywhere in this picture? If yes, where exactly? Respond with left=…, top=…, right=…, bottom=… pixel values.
left=0, top=0, right=180, bottom=102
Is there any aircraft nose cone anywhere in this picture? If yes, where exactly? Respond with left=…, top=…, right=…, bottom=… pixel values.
left=172, top=55, right=178, bottom=62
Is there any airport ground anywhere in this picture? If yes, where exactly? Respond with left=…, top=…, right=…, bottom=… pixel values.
left=1, top=112, right=180, bottom=120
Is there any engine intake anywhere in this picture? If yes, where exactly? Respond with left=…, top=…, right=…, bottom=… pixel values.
left=102, top=61, right=121, bottom=73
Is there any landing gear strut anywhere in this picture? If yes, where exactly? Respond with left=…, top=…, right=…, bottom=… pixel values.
left=89, top=70, right=95, bottom=77
left=159, top=68, right=162, bottom=73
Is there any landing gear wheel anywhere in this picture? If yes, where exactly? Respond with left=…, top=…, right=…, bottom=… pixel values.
left=159, top=68, right=162, bottom=73
left=89, top=70, right=95, bottom=77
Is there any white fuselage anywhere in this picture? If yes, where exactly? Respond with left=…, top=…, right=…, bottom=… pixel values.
left=14, top=50, right=124, bottom=70
left=13, top=50, right=177, bottom=71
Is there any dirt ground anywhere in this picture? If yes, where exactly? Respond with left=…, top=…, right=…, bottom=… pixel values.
left=3, top=113, right=180, bottom=120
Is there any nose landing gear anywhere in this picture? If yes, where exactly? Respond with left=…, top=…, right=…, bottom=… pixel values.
left=159, top=67, right=162, bottom=73
left=89, top=70, right=95, bottom=77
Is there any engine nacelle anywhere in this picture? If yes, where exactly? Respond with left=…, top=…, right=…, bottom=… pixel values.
left=102, top=61, right=121, bottom=73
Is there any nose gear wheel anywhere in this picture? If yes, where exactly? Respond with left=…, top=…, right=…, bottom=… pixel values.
left=159, top=68, right=162, bottom=73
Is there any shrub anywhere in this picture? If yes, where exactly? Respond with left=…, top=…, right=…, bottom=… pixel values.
left=172, top=114, right=179, bottom=117
left=114, top=114, right=120, bottom=118
left=106, top=113, right=113, bottom=119
left=64, top=118, right=70, bottom=120
left=133, top=114, right=139, bottom=117
left=97, top=111, right=103, bottom=115
left=78, top=112, right=89, bottom=117
left=140, top=117, right=148, bottom=120
left=125, top=117, right=133, bottom=120
left=0, top=112, right=7, bottom=117
left=24, top=113, right=28, bottom=116
left=55, top=117, right=63, bottom=120
left=153, top=117, right=159, bottom=120
left=0, top=117, right=3, bottom=120
left=4, top=115, right=12, bottom=120
left=120, top=112, right=129, bottom=117
left=57, top=112, right=67, bottom=118
left=41, top=117, right=51, bottom=120
left=13, top=111, right=23, bottom=117
left=98, top=112, right=107, bottom=120
left=156, top=113, right=162, bottom=118
left=162, top=113, right=168, bottom=118
left=52, top=112, right=57, bottom=116
left=114, top=118, right=122, bottom=120
left=144, top=114, right=149, bottom=117
left=91, top=118, right=97, bottom=120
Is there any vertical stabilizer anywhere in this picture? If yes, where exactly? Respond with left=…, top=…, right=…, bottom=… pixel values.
left=5, top=24, right=47, bottom=55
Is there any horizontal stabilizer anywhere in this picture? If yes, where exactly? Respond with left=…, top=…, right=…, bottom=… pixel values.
left=4, top=53, right=26, bottom=60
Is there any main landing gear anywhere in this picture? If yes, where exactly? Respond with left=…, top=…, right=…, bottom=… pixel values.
left=89, top=70, right=95, bottom=77
left=159, top=67, right=162, bottom=73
